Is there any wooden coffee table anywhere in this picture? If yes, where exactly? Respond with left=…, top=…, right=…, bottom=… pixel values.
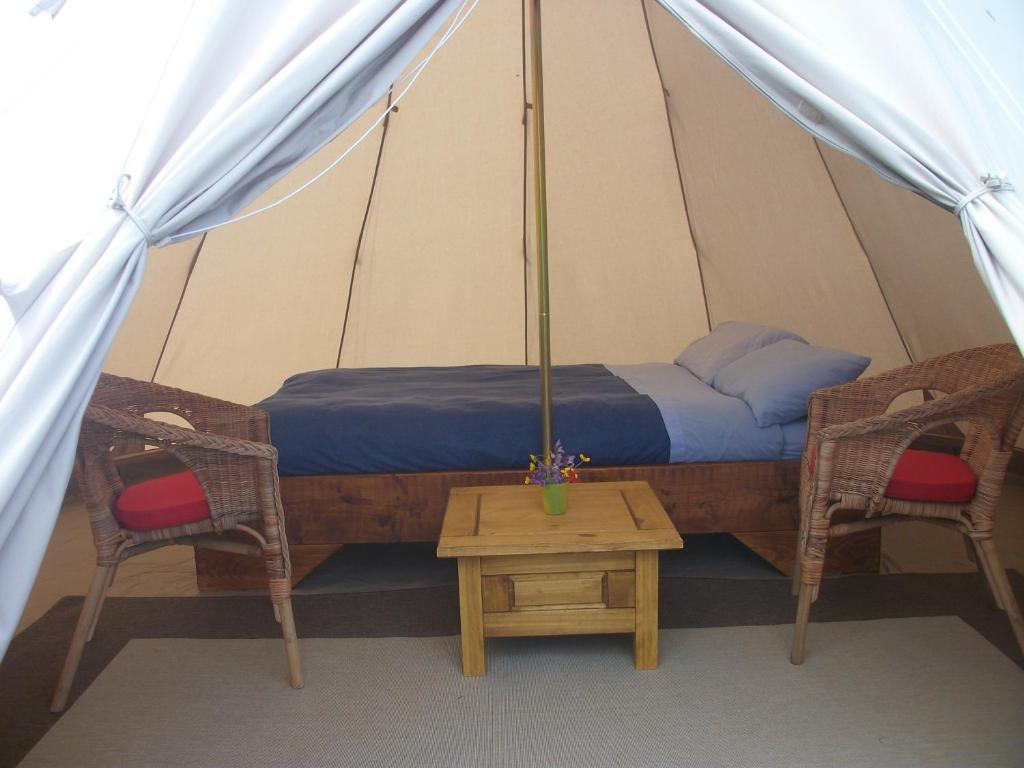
left=437, top=481, right=683, bottom=676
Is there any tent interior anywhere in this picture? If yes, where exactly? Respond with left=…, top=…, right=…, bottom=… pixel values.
left=4, top=0, right=1024, bottom=765
left=103, top=0, right=1012, bottom=403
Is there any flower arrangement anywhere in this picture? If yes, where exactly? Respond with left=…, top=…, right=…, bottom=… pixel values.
left=524, top=440, right=590, bottom=487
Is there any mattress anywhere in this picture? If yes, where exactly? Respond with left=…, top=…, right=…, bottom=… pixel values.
left=258, top=363, right=807, bottom=476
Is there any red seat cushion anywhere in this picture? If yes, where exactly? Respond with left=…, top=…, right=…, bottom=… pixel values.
left=884, top=449, right=977, bottom=503
left=114, top=471, right=211, bottom=532
left=807, top=447, right=977, bottom=503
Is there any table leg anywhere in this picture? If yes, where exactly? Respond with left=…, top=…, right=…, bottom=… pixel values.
left=457, top=557, right=486, bottom=676
left=634, top=550, right=658, bottom=670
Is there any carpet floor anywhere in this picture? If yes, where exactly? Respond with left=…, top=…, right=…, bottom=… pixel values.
left=16, top=620, right=1024, bottom=768
left=3, top=572, right=1022, bottom=767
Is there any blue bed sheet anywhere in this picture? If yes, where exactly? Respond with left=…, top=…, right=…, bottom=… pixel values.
left=781, top=418, right=808, bottom=460
left=258, top=365, right=670, bottom=476
left=607, top=363, right=788, bottom=462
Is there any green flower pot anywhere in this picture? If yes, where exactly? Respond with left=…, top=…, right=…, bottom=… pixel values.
left=541, top=482, right=568, bottom=516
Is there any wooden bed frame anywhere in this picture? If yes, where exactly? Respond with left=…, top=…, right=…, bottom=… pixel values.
left=192, top=460, right=881, bottom=590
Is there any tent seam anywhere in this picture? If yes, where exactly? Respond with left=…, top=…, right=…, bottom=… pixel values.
left=641, top=0, right=711, bottom=333
left=151, top=233, right=206, bottom=382
left=813, top=139, right=915, bottom=364
left=336, top=91, right=394, bottom=368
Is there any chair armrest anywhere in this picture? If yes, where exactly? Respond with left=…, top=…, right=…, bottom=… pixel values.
left=809, top=343, right=1024, bottom=435
left=819, top=371, right=1023, bottom=442
left=85, top=405, right=276, bottom=460
left=808, top=370, right=936, bottom=434
left=92, top=373, right=270, bottom=442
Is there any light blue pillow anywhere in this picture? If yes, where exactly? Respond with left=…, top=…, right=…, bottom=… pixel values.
left=713, top=339, right=870, bottom=427
left=673, top=321, right=806, bottom=384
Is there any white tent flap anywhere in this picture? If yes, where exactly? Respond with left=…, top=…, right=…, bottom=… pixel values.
left=657, top=0, right=1024, bottom=345
left=0, top=0, right=463, bottom=657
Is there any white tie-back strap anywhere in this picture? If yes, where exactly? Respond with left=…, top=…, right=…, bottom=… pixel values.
left=108, top=174, right=153, bottom=244
left=955, top=173, right=1014, bottom=216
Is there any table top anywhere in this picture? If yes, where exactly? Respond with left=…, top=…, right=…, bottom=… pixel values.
left=436, top=480, right=684, bottom=558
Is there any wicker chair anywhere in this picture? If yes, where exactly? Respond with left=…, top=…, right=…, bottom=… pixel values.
left=791, top=343, right=1024, bottom=664
left=51, top=373, right=303, bottom=712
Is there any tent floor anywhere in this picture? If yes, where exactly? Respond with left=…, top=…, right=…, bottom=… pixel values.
left=21, top=478, right=1024, bottom=633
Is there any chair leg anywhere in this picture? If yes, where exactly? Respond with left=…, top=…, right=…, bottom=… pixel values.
left=791, top=581, right=814, bottom=665
left=791, top=531, right=803, bottom=597
left=975, top=538, right=1024, bottom=656
left=85, top=562, right=118, bottom=643
left=51, top=565, right=113, bottom=712
left=962, top=534, right=978, bottom=566
left=791, top=522, right=827, bottom=664
left=791, top=507, right=811, bottom=596
left=255, top=472, right=304, bottom=689
left=278, top=598, right=304, bottom=689
left=260, top=533, right=303, bottom=688
left=969, top=536, right=1005, bottom=611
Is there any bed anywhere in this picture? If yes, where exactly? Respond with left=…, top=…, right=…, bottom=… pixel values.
left=261, top=363, right=807, bottom=477
left=191, top=324, right=883, bottom=588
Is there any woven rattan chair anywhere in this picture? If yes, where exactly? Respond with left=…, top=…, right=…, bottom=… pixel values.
left=791, top=343, right=1024, bottom=664
left=50, top=373, right=303, bottom=712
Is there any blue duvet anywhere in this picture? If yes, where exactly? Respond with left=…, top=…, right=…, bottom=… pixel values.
left=259, top=365, right=670, bottom=476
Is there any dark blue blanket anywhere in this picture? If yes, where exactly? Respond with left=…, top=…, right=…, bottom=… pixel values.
left=258, top=365, right=670, bottom=476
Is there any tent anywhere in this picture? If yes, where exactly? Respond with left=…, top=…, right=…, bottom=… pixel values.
left=1, top=0, right=1021, bottom=657
left=103, top=0, right=1017, bottom=407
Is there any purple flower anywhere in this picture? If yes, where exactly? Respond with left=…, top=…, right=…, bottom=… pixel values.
left=523, top=439, right=591, bottom=487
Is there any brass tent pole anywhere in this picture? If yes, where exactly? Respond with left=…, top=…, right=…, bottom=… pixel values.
left=528, top=0, right=553, bottom=463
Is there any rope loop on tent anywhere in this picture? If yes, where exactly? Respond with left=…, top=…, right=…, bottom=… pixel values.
left=955, top=172, right=1014, bottom=216
left=107, top=173, right=153, bottom=244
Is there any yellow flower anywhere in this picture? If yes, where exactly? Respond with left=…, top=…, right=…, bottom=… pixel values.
left=524, top=476, right=530, bottom=485
left=580, top=454, right=590, bottom=463
left=529, top=462, right=536, bottom=472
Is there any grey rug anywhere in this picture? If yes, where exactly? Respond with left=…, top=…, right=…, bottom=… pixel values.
left=4, top=571, right=1022, bottom=768
left=19, top=618, right=1024, bottom=768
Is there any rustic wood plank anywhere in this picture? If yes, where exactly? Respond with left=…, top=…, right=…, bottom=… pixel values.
left=478, top=485, right=636, bottom=536
left=437, top=482, right=682, bottom=558
left=277, top=460, right=802, bottom=547
left=633, top=550, right=658, bottom=670
left=457, top=557, right=485, bottom=676
left=733, top=528, right=881, bottom=576
left=606, top=570, right=636, bottom=608
left=481, top=575, right=511, bottom=613
left=483, top=608, right=635, bottom=637
left=195, top=543, right=338, bottom=592
left=621, top=485, right=674, bottom=532
left=439, top=531, right=679, bottom=558
left=438, top=489, right=480, bottom=539
left=480, top=551, right=634, bottom=576
left=511, top=572, right=605, bottom=609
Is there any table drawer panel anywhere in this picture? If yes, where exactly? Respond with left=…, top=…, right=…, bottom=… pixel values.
left=482, top=575, right=511, bottom=612
left=481, top=551, right=634, bottom=576
left=511, top=572, right=604, bottom=609
left=606, top=570, right=636, bottom=608
left=484, top=607, right=635, bottom=637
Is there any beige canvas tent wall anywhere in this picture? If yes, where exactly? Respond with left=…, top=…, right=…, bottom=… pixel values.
left=103, top=0, right=1011, bottom=406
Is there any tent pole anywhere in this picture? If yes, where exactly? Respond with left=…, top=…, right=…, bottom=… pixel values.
left=528, top=0, right=553, bottom=464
